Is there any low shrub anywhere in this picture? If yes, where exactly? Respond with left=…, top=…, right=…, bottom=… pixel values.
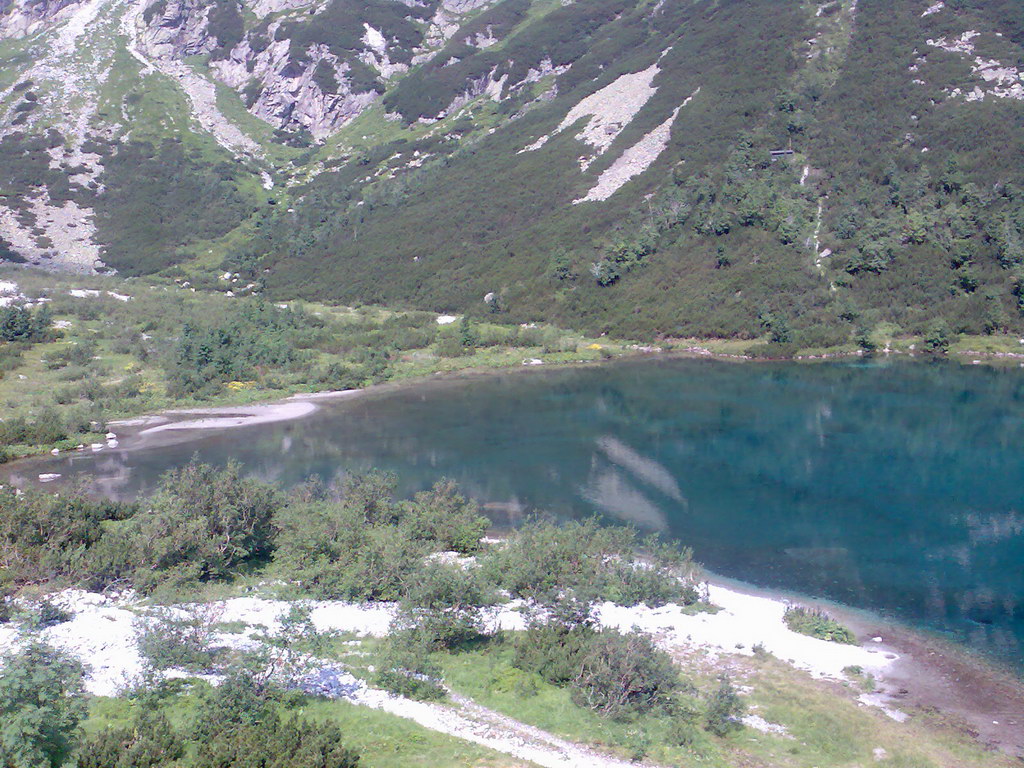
left=570, top=631, right=681, bottom=720
left=375, top=630, right=446, bottom=700
left=189, top=667, right=361, bottom=768
left=393, top=562, right=489, bottom=650
left=77, top=710, right=183, bottom=768
left=137, top=606, right=220, bottom=672
left=400, top=480, right=489, bottom=555
left=482, top=518, right=700, bottom=607
left=704, top=675, right=745, bottom=736
left=32, top=600, right=72, bottom=628
left=783, top=605, right=856, bottom=644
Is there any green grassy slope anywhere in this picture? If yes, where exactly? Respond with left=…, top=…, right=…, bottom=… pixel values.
left=2, top=0, right=1023, bottom=343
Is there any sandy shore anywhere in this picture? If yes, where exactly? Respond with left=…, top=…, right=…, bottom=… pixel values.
left=137, top=401, right=319, bottom=434
left=95, top=390, right=367, bottom=452
left=709, top=578, right=1024, bottom=757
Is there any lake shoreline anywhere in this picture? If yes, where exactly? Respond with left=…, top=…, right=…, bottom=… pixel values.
left=77, top=346, right=1024, bottom=453
left=6, top=335, right=1022, bottom=464
left=4, top=354, right=1022, bottom=758
left=705, top=574, right=1024, bottom=758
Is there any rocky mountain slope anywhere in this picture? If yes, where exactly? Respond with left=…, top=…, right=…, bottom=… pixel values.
left=1, top=0, right=1023, bottom=340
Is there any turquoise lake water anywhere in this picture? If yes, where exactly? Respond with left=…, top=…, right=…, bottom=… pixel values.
left=12, top=358, right=1024, bottom=671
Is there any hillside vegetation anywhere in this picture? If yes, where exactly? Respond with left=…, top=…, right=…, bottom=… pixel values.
left=1, top=0, right=1024, bottom=342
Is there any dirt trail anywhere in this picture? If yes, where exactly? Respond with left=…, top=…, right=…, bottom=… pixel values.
left=340, top=678, right=656, bottom=768
left=441, top=692, right=649, bottom=768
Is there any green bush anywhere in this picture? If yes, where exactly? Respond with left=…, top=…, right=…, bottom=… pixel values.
left=137, top=607, right=220, bottom=672
left=123, top=460, right=282, bottom=592
left=0, top=643, right=86, bottom=768
left=375, top=630, right=446, bottom=701
left=482, top=518, right=699, bottom=606
left=401, top=480, right=489, bottom=555
left=31, top=600, right=72, bottom=629
left=197, top=716, right=359, bottom=768
left=274, top=474, right=488, bottom=601
left=435, top=335, right=468, bottom=358
left=570, top=631, right=680, bottom=720
left=0, top=485, right=134, bottom=587
left=272, top=476, right=428, bottom=601
left=783, top=605, right=856, bottom=644
left=512, top=597, right=598, bottom=686
left=190, top=667, right=360, bottom=768
left=393, top=562, right=489, bottom=650
left=76, top=711, right=183, bottom=768
left=703, top=675, right=745, bottom=737
left=0, top=304, right=54, bottom=343
left=922, top=319, right=953, bottom=355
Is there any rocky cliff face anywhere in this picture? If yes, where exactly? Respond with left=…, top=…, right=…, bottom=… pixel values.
left=140, top=0, right=216, bottom=58
left=0, top=0, right=83, bottom=39
left=133, top=0, right=505, bottom=138
left=211, top=36, right=381, bottom=139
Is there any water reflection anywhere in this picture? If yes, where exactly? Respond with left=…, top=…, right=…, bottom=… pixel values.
left=6, top=358, right=1024, bottom=671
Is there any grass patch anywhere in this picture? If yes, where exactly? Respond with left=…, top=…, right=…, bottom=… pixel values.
left=437, top=635, right=732, bottom=766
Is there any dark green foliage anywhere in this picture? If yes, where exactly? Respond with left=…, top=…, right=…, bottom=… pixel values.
left=0, top=406, right=70, bottom=448
left=276, top=0, right=429, bottom=77
left=400, top=479, right=489, bottom=554
left=374, top=630, right=446, bottom=700
left=512, top=596, right=597, bottom=686
left=76, top=711, right=184, bottom=768
left=30, top=600, right=72, bottom=629
left=312, top=60, right=339, bottom=94
left=481, top=517, right=700, bottom=606
left=0, top=304, right=54, bottom=343
left=782, top=605, right=856, bottom=644
left=0, top=131, right=76, bottom=220
left=193, top=667, right=277, bottom=741
left=570, top=631, right=680, bottom=720
left=512, top=598, right=682, bottom=721
left=137, top=607, right=219, bottom=672
left=208, top=0, right=244, bottom=59
left=273, top=474, right=488, bottom=600
left=121, top=460, right=282, bottom=592
left=164, top=301, right=319, bottom=396
left=922, top=319, right=953, bottom=354
left=0, top=586, right=12, bottom=623
left=703, top=675, right=745, bottom=737
left=759, top=309, right=792, bottom=344
left=93, top=139, right=252, bottom=275
left=0, top=235, right=26, bottom=264
left=0, top=485, right=134, bottom=587
left=197, top=716, right=360, bottom=768
left=0, top=643, right=86, bottom=768
left=272, top=472, right=427, bottom=601
left=192, top=669, right=360, bottom=768
left=383, top=0, right=629, bottom=122
left=393, top=562, right=489, bottom=649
